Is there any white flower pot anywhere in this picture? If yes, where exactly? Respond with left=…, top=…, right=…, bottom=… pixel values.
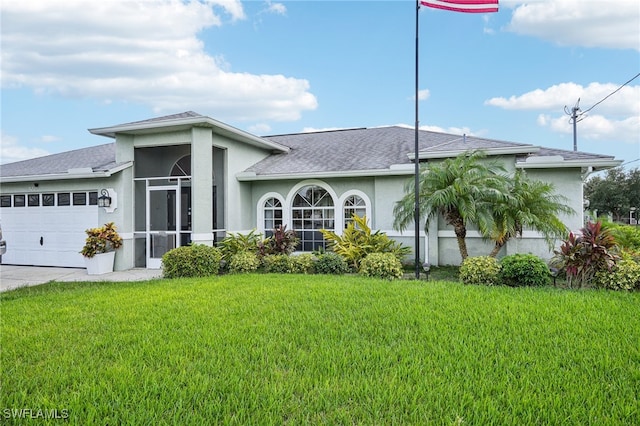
left=85, top=251, right=116, bottom=275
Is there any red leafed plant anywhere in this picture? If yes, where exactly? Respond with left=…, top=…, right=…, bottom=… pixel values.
left=260, top=225, right=299, bottom=256
left=552, top=221, right=618, bottom=288
left=80, top=222, right=123, bottom=258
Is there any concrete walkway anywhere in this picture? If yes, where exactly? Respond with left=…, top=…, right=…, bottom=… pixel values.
left=0, top=265, right=163, bottom=292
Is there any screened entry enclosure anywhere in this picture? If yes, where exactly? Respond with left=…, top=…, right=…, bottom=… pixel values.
left=133, top=148, right=223, bottom=268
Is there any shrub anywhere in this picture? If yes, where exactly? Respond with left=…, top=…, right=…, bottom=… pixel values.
left=601, top=219, right=640, bottom=251
left=459, top=256, right=501, bottom=285
left=359, top=252, right=404, bottom=280
left=551, top=221, right=618, bottom=288
left=218, top=230, right=264, bottom=262
left=260, top=225, right=299, bottom=256
left=594, top=254, right=640, bottom=291
left=314, top=252, right=350, bottom=275
left=290, top=253, right=316, bottom=274
left=262, top=254, right=293, bottom=273
left=228, top=251, right=260, bottom=274
left=498, top=254, right=550, bottom=287
left=262, top=253, right=316, bottom=274
left=162, top=244, right=222, bottom=278
left=321, top=214, right=410, bottom=269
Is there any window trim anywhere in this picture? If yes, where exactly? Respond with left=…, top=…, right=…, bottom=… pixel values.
left=285, top=180, right=339, bottom=252
left=337, top=190, right=372, bottom=232
left=257, top=192, right=286, bottom=234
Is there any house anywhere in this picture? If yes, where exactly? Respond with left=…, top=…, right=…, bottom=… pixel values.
left=0, top=111, right=622, bottom=269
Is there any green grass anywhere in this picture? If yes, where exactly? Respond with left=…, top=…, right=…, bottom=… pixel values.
left=1, top=275, right=639, bottom=425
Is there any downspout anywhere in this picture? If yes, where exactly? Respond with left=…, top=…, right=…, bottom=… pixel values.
left=581, top=166, right=594, bottom=226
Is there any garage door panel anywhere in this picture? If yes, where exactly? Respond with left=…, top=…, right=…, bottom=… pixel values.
left=1, top=204, right=99, bottom=267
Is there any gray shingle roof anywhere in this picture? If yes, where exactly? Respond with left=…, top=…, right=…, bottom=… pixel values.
left=113, top=111, right=203, bottom=127
left=249, top=126, right=537, bottom=175
left=0, top=143, right=120, bottom=178
left=0, top=119, right=619, bottom=181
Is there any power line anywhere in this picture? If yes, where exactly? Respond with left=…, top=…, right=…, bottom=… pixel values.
left=564, top=71, right=640, bottom=151
left=577, top=71, right=640, bottom=121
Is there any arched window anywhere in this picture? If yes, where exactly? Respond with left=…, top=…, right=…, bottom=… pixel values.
left=263, top=197, right=283, bottom=237
left=171, top=155, right=191, bottom=176
left=343, top=194, right=366, bottom=228
left=292, top=185, right=334, bottom=251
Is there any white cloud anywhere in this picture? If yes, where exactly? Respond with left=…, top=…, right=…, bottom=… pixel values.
left=487, top=81, right=640, bottom=143
left=0, top=133, right=50, bottom=164
left=0, top=0, right=317, bottom=122
left=539, top=113, right=640, bottom=143
left=505, top=0, right=640, bottom=51
left=409, top=89, right=430, bottom=102
left=486, top=82, right=640, bottom=114
left=265, top=1, right=287, bottom=16
left=302, top=126, right=348, bottom=133
left=248, top=123, right=272, bottom=135
left=40, top=135, right=61, bottom=143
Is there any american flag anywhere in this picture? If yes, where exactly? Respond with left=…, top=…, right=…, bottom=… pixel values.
left=420, top=0, right=499, bottom=13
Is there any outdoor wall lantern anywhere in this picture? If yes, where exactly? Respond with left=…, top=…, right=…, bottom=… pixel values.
left=98, top=188, right=117, bottom=213
left=98, top=189, right=112, bottom=208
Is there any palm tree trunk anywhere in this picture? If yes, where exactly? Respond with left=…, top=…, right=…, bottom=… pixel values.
left=489, top=242, right=505, bottom=258
left=453, top=224, right=468, bottom=260
left=447, top=211, right=468, bottom=261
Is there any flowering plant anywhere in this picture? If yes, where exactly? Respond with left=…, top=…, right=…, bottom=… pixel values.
left=80, top=222, right=123, bottom=258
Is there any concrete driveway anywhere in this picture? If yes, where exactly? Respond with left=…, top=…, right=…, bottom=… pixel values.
left=0, top=265, right=163, bottom=292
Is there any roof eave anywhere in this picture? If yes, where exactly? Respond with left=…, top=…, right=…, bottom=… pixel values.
left=0, top=162, right=133, bottom=184
left=236, top=164, right=414, bottom=181
left=411, top=145, right=540, bottom=160
left=516, top=159, right=622, bottom=170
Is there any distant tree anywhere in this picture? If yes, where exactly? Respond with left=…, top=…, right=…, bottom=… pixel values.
left=486, top=170, right=575, bottom=257
left=628, top=168, right=640, bottom=214
left=585, top=167, right=640, bottom=222
left=393, top=150, right=509, bottom=261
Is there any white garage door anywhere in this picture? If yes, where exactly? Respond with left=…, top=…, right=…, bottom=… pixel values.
left=0, top=192, right=99, bottom=267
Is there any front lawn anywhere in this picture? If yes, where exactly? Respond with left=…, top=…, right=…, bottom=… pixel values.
left=1, top=275, right=638, bottom=424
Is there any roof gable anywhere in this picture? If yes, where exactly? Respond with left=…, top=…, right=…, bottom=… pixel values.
left=89, top=111, right=289, bottom=154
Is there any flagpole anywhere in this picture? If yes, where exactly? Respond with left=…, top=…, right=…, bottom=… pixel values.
left=414, top=0, right=421, bottom=280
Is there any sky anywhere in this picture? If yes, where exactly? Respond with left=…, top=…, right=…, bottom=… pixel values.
left=1, top=0, right=639, bottom=170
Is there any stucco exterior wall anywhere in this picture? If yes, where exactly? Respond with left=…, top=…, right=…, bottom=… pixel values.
left=433, top=166, right=584, bottom=265
left=522, top=167, right=583, bottom=231
left=212, top=135, right=273, bottom=233
left=248, top=174, right=422, bottom=264
left=250, top=176, right=391, bottom=233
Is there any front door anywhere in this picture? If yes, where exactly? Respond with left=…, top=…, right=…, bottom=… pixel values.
left=146, top=185, right=191, bottom=268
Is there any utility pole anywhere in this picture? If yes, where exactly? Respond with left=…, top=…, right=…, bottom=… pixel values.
left=565, top=98, right=581, bottom=152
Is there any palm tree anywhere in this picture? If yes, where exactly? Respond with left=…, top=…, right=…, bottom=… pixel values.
left=486, top=170, right=575, bottom=257
left=393, top=150, right=509, bottom=261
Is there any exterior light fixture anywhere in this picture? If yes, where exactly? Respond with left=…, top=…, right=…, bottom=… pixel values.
left=549, top=267, right=560, bottom=286
left=98, top=189, right=112, bottom=208
left=422, top=262, right=431, bottom=280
